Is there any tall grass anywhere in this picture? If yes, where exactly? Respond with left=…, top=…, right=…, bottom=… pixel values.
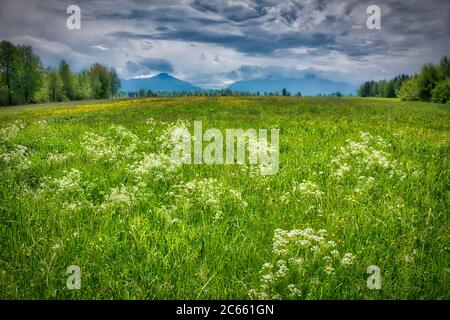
left=0, top=96, right=448, bottom=299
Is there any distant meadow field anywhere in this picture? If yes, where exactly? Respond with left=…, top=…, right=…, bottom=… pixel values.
left=0, top=96, right=449, bottom=299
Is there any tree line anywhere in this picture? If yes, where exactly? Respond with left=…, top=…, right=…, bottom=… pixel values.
left=358, top=74, right=410, bottom=98
left=126, top=89, right=305, bottom=97
left=0, top=41, right=120, bottom=106
left=125, top=88, right=349, bottom=98
left=124, top=88, right=302, bottom=98
left=358, top=56, right=450, bottom=103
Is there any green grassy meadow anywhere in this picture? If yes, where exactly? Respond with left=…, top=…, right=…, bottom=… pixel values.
left=0, top=96, right=449, bottom=299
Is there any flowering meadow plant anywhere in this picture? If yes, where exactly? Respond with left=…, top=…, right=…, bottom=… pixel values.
left=0, top=96, right=448, bottom=299
left=249, top=228, right=356, bottom=299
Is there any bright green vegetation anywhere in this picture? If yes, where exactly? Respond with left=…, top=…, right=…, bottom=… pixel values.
left=358, top=56, right=450, bottom=103
left=0, top=40, right=120, bottom=107
left=0, top=96, right=449, bottom=299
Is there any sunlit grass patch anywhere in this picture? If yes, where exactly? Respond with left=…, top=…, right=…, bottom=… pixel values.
left=0, top=96, right=449, bottom=299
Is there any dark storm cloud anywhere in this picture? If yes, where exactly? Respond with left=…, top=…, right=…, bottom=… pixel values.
left=103, top=1, right=339, bottom=55
left=100, top=0, right=449, bottom=58
left=110, top=29, right=336, bottom=55
left=191, top=0, right=269, bottom=22
left=127, top=58, right=174, bottom=74
left=0, top=0, right=449, bottom=85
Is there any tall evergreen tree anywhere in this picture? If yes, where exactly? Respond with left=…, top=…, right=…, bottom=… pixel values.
left=89, top=63, right=111, bottom=99
left=0, top=41, right=19, bottom=105
left=109, top=68, right=120, bottom=98
left=383, top=80, right=395, bottom=98
left=417, top=64, right=442, bottom=101
left=397, top=76, right=421, bottom=101
left=47, top=68, right=64, bottom=102
left=76, top=71, right=93, bottom=100
left=18, top=45, right=43, bottom=103
left=59, top=60, right=75, bottom=100
left=439, top=56, right=450, bottom=78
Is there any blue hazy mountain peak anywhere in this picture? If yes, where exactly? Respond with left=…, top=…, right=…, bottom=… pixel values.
left=120, top=72, right=356, bottom=95
left=121, top=73, right=201, bottom=92
left=155, top=72, right=171, bottom=78
left=228, top=74, right=355, bottom=95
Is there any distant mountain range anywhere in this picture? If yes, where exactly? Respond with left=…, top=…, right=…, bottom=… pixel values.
left=120, top=73, right=201, bottom=92
left=120, top=72, right=356, bottom=95
left=228, top=74, right=356, bottom=95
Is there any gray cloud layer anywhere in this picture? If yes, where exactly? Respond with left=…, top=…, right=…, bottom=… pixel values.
left=0, top=0, right=449, bottom=87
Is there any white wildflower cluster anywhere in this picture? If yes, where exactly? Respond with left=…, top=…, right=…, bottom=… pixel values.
left=41, top=165, right=150, bottom=213
left=128, top=152, right=180, bottom=181
left=40, top=122, right=190, bottom=214
left=165, top=178, right=248, bottom=220
left=411, top=169, right=423, bottom=178
left=35, top=120, right=48, bottom=126
left=340, top=253, right=356, bottom=266
left=353, top=175, right=376, bottom=194
left=279, top=191, right=291, bottom=204
left=128, top=120, right=194, bottom=181
left=32, top=168, right=89, bottom=208
left=0, top=144, right=31, bottom=169
left=33, top=169, right=93, bottom=210
left=145, top=118, right=156, bottom=126
left=240, top=163, right=268, bottom=179
left=145, top=118, right=157, bottom=137
left=292, top=180, right=324, bottom=198
left=100, top=184, right=142, bottom=211
left=276, top=180, right=323, bottom=210
left=248, top=138, right=279, bottom=176
left=249, top=227, right=355, bottom=300
left=62, top=200, right=93, bottom=212
left=157, top=119, right=191, bottom=151
left=83, top=132, right=118, bottom=160
left=82, top=125, right=140, bottom=162
left=0, top=121, right=31, bottom=170
left=53, top=169, right=82, bottom=193
left=0, top=120, right=26, bottom=141
left=111, top=125, right=139, bottom=142
left=330, top=132, right=405, bottom=181
left=386, top=199, right=406, bottom=215
left=155, top=205, right=180, bottom=224
left=47, top=152, right=75, bottom=163
left=236, top=135, right=278, bottom=177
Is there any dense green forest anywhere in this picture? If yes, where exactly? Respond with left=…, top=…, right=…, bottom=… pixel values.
left=358, top=56, right=450, bottom=103
left=0, top=41, right=120, bottom=106
left=357, top=74, right=410, bottom=98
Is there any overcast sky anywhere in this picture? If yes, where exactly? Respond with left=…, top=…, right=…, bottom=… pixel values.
left=0, top=0, right=449, bottom=88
